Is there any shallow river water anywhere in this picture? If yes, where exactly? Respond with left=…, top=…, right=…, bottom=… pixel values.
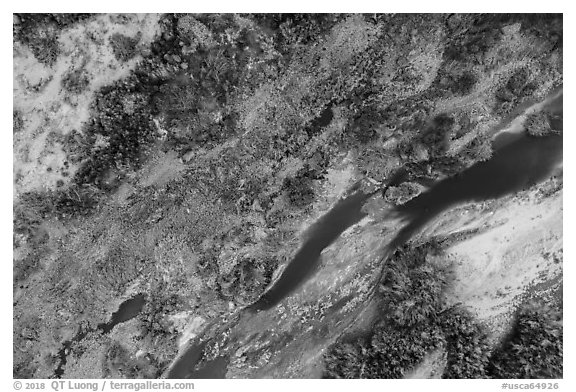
left=167, top=92, right=562, bottom=379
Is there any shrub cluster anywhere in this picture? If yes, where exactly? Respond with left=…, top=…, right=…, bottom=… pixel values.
left=524, top=110, right=562, bottom=137
left=72, top=78, right=155, bottom=189
left=282, top=165, right=322, bottom=208
left=324, top=241, right=563, bottom=379
left=495, top=68, right=539, bottom=115
left=61, top=68, right=90, bottom=95
left=440, top=309, right=491, bottom=378
left=487, top=300, right=563, bottom=379
left=13, top=110, right=24, bottom=133
left=217, top=257, right=276, bottom=304
left=324, top=242, right=462, bottom=379
left=109, top=32, right=142, bottom=62
left=14, top=14, right=93, bottom=65
left=324, top=242, right=487, bottom=379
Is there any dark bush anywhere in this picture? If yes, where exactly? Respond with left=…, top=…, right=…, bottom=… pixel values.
left=369, top=323, right=446, bottom=378
left=507, top=68, right=530, bottom=96
left=217, top=257, right=276, bottom=304
left=443, top=15, right=504, bottom=62
left=61, top=68, right=90, bottom=94
left=350, top=106, right=383, bottom=144
left=51, top=185, right=102, bottom=219
left=495, top=67, right=539, bottom=115
left=419, top=114, right=454, bottom=157
left=440, top=309, right=491, bottom=378
left=451, top=71, right=478, bottom=95
left=283, top=166, right=319, bottom=208
left=14, top=186, right=101, bottom=230
left=149, top=16, right=246, bottom=147
left=324, top=242, right=452, bottom=378
left=13, top=110, right=24, bottom=133
left=378, top=253, right=448, bottom=328
left=323, top=339, right=369, bottom=378
left=14, top=14, right=93, bottom=66
left=487, top=300, right=562, bottom=379
left=73, top=79, right=155, bottom=188
left=109, top=32, right=142, bottom=62
left=14, top=251, right=44, bottom=284
left=525, top=111, right=561, bottom=137
left=251, top=13, right=341, bottom=57
left=324, top=241, right=497, bottom=379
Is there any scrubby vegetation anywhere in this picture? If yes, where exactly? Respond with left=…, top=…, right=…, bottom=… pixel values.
left=13, top=110, right=24, bottom=134
left=324, top=241, right=487, bottom=379
left=440, top=309, right=491, bottom=378
left=324, top=242, right=562, bottom=379
left=13, top=13, right=93, bottom=65
left=487, top=300, right=563, bottom=379
left=14, top=13, right=562, bottom=378
left=109, top=32, right=142, bottom=62
left=70, top=77, right=157, bottom=189
left=61, top=68, right=90, bottom=95
left=525, top=110, right=562, bottom=137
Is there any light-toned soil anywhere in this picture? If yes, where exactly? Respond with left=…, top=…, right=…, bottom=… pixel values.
left=13, top=14, right=160, bottom=198
left=403, top=169, right=562, bottom=378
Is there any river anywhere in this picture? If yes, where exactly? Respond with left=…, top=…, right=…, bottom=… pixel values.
left=167, top=91, right=562, bottom=379
left=248, top=190, right=371, bottom=311
left=390, top=132, right=562, bottom=249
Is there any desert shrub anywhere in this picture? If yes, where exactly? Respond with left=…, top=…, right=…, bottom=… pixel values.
left=252, top=13, right=341, bottom=57
left=324, top=242, right=453, bottom=378
left=378, top=254, right=448, bottom=328
left=525, top=111, right=560, bottom=137
left=450, top=71, right=478, bottom=95
left=14, top=14, right=93, bottom=65
left=148, top=15, right=249, bottom=147
left=52, top=185, right=102, bottom=218
left=440, top=309, right=491, bottom=378
left=14, top=248, right=47, bottom=284
left=13, top=110, right=24, bottom=133
left=369, top=323, right=446, bottom=378
left=14, top=187, right=98, bottom=233
left=73, top=78, right=155, bottom=188
left=13, top=192, right=52, bottom=240
left=443, top=14, right=504, bottom=63
left=324, top=323, right=445, bottom=379
left=28, top=31, right=60, bottom=66
left=217, top=257, right=276, bottom=304
left=109, top=32, right=142, bottom=62
left=154, top=78, right=236, bottom=145
left=487, top=300, right=562, bottom=379
left=506, top=68, right=532, bottom=97
left=61, top=68, right=90, bottom=94
left=349, top=106, right=383, bottom=144
left=421, top=114, right=454, bottom=157
left=384, top=182, right=424, bottom=205
left=458, top=134, right=493, bottom=163
left=324, top=241, right=496, bottom=379
left=175, top=14, right=217, bottom=51
left=282, top=166, right=318, bottom=208
left=323, top=339, right=370, bottom=378
left=495, top=68, right=539, bottom=114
